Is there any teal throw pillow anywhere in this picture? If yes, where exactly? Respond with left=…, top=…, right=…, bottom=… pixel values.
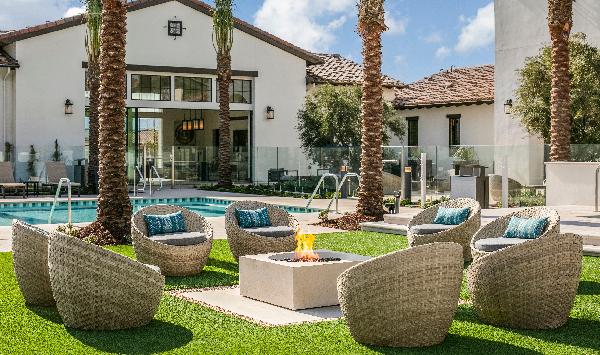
left=433, top=207, right=471, bottom=225
left=144, top=211, right=187, bottom=236
left=235, top=207, right=272, bottom=229
left=503, top=216, right=548, bottom=239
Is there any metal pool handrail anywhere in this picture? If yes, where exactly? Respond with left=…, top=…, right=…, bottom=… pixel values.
left=48, top=178, right=72, bottom=224
left=327, top=173, right=360, bottom=211
left=306, top=173, right=340, bottom=212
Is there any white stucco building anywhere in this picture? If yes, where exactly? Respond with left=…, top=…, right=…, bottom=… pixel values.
left=0, top=0, right=323, bottom=183
left=495, top=0, right=600, bottom=185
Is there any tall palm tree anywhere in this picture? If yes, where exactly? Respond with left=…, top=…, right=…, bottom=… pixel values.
left=84, top=0, right=102, bottom=193
left=548, top=0, right=573, bottom=161
left=212, top=0, right=234, bottom=187
left=356, top=0, right=387, bottom=218
left=96, top=0, right=131, bottom=240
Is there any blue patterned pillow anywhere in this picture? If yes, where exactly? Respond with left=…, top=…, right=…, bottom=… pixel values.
left=235, top=208, right=272, bottom=229
left=144, top=211, right=187, bottom=236
left=433, top=207, right=471, bottom=225
left=503, top=217, right=548, bottom=239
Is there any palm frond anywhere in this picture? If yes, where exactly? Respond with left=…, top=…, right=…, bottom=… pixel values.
left=212, top=0, right=234, bottom=54
left=84, top=0, right=102, bottom=64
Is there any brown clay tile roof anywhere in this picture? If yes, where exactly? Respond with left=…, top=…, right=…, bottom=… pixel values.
left=0, top=49, right=18, bottom=68
left=307, top=53, right=404, bottom=88
left=394, top=65, right=494, bottom=109
left=0, top=0, right=322, bottom=65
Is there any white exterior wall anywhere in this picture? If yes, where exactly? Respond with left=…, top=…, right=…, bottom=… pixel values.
left=7, top=1, right=308, bottom=181
left=390, top=104, right=494, bottom=147
left=495, top=0, right=600, bottom=184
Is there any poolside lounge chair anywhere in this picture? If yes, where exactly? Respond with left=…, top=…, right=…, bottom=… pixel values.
left=12, top=220, right=54, bottom=306
left=131, top=205, right=214, bottom=276
left=407, top=198, right=481, bottom=261
left=337, top=243, right=464, bottom=347
left=225, top=201, right=298, bottom=261
left=48, top=232, right=164, bottom=330
left=0, top=162, right=26, bottom=198
left=468, top=233, right=582, bottom=329
left=470, top=207, right=560, bottom=261
left=43, top=162, right=81, bottom=197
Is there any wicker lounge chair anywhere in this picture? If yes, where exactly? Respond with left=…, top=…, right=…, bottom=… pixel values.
left=225, top=201, right=298, bottom=261
left=337, top=243, right=464, bottom=348
left=43, top=162, right=81, bottom=197
left=467, top=233, right=582, bottom=329
left=131, top=205, right=214, bottom=276
left=0, top=162, right=26, bottom=198
left=407, top=198, right=481, bottom=261
left=48, top=232, right=164, bottom=330
left=12, top=220, right=54, bottom=306
left=470, top=207, right=560, bottom=261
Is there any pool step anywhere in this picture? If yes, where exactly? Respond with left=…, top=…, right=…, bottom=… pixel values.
left=360, top=221, right=407, bottom=235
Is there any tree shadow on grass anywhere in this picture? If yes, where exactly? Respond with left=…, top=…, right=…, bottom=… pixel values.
left=67, top=320, right=193, bottom=355
left=165, top=269, right=239, bottom=290
left=28, top=305, right=63, bottom=324
left=365, top=335, right=539, bottom=355
left=577, top=280, right=600, bottom=295
left=454, top=303, right=600, bottom=351
left=206, top=258, right=239, bottom=273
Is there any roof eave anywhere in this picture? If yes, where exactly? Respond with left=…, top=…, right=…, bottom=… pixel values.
left=395, top=99, right=494, bottom=110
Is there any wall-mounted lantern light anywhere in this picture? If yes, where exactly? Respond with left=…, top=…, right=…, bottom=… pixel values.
left=64, top=99, right=74, bottom=115
left=504, top=99, right=513, bottom=115
left=182, top=110, right=193, bottom=131
left=266, top=106, right=275, bottom=120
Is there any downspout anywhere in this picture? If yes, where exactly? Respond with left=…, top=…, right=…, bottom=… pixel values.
left=2, top=67, right=11, bottom=146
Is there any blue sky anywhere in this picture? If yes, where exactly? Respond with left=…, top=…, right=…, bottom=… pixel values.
left=1, top=0, right=495, bottom=83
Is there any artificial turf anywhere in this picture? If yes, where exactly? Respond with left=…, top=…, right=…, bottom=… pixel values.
left=1, top=231, right=599, bottom=354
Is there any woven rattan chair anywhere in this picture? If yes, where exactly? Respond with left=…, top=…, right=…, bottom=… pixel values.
left=408, top=198, right=481, bottom=261
left=467, top=233, right=582, bottom=329
left=225, top=201, right=298, bottom=261
left=337, top=243, right=464, bottom=348
left=12, top=220, right=54, bottom=306
left=131, top=205, right=214, bottom=277
left=48, top=232, right=164, bottom=330
left=470, top=207, right=560, bottom=261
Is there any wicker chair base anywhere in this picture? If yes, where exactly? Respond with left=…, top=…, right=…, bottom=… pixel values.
left=48, top=232, right=165, bottom=330
left=338, top=243, right=464, bottom=348
left=12, top=221, right=55, bottom=306
left=468, top=233, right=582, bottom=329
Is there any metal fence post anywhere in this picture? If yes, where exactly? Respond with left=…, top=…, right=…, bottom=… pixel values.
left=502, top=155, right=508, bottom=208
left=421, top=152, right=427, bottom=209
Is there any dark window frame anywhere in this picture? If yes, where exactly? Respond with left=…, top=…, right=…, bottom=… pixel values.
left=448, top=114, right=461, bottom=146
left=131, top=74, right=171, bottom=101
left=406, top=117, right=419, bottom=146
left=217, top=79, right=253, bottom=104
left=174, top=76, right=212, bottom=102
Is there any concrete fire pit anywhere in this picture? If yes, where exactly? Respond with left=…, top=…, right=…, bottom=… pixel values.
left=239, top=250, right=370, bottom=310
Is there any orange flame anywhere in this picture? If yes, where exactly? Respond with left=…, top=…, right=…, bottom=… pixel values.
left=294, top=229, right=320, bottom=262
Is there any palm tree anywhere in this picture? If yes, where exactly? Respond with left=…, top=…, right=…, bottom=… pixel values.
left=96, top=0, right=131, bottom=240
left=548, top=0, right=573, bottom=161
left=356, top=0, right=387, bottom=218
left=84, top=0, right=102, bottom=193
left=212, top=0, right=234, bottom=187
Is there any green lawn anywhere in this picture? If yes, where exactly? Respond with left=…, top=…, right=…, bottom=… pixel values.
left=1, top=232, right=599, bottom=354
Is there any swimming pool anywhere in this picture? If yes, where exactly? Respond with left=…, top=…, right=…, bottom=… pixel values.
left=0, top=197, right=319, bottom=226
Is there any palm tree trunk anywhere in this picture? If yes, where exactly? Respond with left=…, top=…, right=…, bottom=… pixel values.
left=548, top=0, right=573, bottom=161
left=356, top=0, right=386, bottom=218
left=87, top=61, right=100, bottom=192
left=217, top=52, right=233, bottom=187
left=96, top=0, right=131, bottom=240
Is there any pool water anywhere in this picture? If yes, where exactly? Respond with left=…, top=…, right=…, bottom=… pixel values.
left=0, top=197, right=318, bottom=226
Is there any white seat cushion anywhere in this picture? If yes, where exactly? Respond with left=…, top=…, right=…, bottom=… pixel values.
left=244, top=226, right=295, bottom=238
left=474, top=237, right=529, bottom=252
left=150, top=232, right=206, bottom=246
left=410, top=224, right=458, bottom=235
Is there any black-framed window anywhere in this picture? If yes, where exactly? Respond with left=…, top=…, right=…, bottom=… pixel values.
left=174, top=77, right=212, bottom=102
left=131, top=74, right=171, bottom=101
left=407, top=117, right=419, bottom=146
left=218, top=79, right=252, bottom=104
left=448, top=114, right=461, bottom=146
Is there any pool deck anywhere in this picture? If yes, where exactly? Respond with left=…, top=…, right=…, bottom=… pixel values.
left=1, top=189, right=599, bottom=254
